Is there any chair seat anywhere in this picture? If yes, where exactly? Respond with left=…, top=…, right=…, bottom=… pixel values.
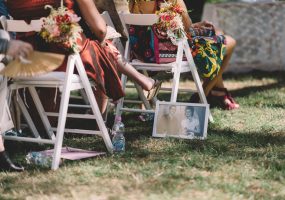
left=15, top=72, right=81, bottom=83
left=130, top=60, right=191, bottom=73
left=10, top=72, right=82, bottom=91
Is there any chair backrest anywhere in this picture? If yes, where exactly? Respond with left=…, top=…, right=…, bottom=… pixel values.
left=101, top=11, right=124, bottom=55
left=119, top=13, right=158, bottom=26
left=0, top=16, right=42, bottom=33
left=119, top=13, right=159, bottom=62
left=119, top=13, right=158, bottom=38
left=101, top=11, right=116, bottom=30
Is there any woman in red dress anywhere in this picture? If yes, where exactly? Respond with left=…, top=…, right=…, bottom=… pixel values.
left=5, top=0, right=160, bottom=113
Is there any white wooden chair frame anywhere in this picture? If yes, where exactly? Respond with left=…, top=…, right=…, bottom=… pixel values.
left=1, top=17, right=113, bottom=170
left=116, top=13, right=213, bottom=122
left=101, top=11, right=124, bottom=55
left=0, top=65, right=14, bottom=134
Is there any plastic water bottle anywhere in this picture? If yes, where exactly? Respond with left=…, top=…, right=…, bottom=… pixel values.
left=26, top=152, right=52, bottom=167
left=112, top=116, right=125, bottom=152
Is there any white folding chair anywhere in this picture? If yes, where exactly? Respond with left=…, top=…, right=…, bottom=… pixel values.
left=116, top=13, right=213, bottom=122
left=0, top=17, right=113, bottom=170
left=0, top=30, right=14, bottom=134
left=101, top=11, right=124, bottom=55
left=0, top=64, right=14, bottom=134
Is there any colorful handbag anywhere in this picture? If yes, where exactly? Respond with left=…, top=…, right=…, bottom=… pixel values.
left=152, top=26, right=186, bottom=64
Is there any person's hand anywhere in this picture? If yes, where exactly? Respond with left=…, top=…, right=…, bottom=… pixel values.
left=6, top=40, right=33, bottom=60
left=192, top=20, right=215, bottom=31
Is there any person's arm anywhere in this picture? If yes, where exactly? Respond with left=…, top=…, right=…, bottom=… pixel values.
left=76, top=0, right=107, bottom=42
left=176, top=0, right=215, bottom=33
left=176, top=0, right=192, bottom=31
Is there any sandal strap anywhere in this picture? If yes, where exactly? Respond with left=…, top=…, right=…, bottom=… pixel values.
left=146, top=80, right=162, bottom=101
left=212, top=87, right=229, bottom=94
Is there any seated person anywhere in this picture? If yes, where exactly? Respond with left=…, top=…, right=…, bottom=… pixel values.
left=128, top=0, right=239, bottom=110
left=0, top=33, right=33, bottom=172
left=5, top=0, right=161, bottom=116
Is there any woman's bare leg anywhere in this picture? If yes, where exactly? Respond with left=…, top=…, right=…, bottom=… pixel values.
left=117, top=57, right=155, bottom=91
left=203, top=35, right=236, bottom=96
left=94, top=89, right=108, bottom=114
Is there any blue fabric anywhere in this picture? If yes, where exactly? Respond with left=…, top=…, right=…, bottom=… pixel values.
left=0, top=0, right=9, bottom=17
left=0, top=0, right=16, bottom=39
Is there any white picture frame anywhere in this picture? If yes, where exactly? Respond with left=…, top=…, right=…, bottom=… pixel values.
left=152, top=101, right=209, bottom=140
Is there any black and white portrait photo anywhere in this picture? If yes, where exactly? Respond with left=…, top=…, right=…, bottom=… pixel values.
left=153, top=101, right=209, bottom=139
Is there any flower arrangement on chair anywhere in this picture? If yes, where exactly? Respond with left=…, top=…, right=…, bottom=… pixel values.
left=39, top=4, right=83, bottom=53
left=155, top=0, right=186, bottom=45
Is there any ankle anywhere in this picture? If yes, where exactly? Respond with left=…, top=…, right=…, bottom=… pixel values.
left=210, top=90, right=225, bottom=97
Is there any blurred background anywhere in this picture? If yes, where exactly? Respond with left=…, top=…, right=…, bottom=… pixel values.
left=185, top=0, right=285, bottom=72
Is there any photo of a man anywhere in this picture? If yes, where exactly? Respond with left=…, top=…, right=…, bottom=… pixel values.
left=156, top=105, right=180, bottom=135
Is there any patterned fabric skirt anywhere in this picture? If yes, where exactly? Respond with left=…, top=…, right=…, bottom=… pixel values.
left=130, top=25, right=226, bottom=80
left=189, top=36, right=226, bottom=80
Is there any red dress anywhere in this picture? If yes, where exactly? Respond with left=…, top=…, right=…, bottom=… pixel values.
left=6, top=0, right=124, bottom=101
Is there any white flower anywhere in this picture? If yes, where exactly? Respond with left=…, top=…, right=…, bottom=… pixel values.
left=160, top=2, right=172, bottom=9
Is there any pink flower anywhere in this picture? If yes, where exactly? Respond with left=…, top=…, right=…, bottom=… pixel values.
left=68, top=13, right=81, bottom=23
left=50, top=25, right=61, bottom=37
left=161, top=14, right=172, bottom=22
left=172, top=5, right=184, bottom=14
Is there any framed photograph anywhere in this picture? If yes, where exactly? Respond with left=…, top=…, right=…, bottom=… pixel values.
left=152, top=101, right=209, bottom=139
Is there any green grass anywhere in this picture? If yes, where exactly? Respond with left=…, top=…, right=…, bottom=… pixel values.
left=1, top=71, right=285, bottom=200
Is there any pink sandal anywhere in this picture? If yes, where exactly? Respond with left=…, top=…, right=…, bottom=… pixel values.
left=208, top=87, right=239, bottom=110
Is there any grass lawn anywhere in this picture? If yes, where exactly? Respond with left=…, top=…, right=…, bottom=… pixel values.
left=1, top=71, right=285, bottom=200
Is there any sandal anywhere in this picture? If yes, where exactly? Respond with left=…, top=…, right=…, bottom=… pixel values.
left=208, top=87, right=239, bottom=110
left=226, top=93, right=239, bottom=109
left=207, top=93, right=235, bottom=110
left=213, top=87, right=239, bottom=109
left=146, top=80, right=162, bottom=101
left=223, top=95, right=238, bottom=110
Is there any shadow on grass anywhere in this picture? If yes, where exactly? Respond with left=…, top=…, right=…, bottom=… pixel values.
left=122, top=124, right=285, bottom=175
left=4, top=70, right=285, bottom=173
left=152, top=70, right=285, bottom=103
left=121, top=110, right=285, bottom=163
left=231, top=82, right=285, bottom=98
